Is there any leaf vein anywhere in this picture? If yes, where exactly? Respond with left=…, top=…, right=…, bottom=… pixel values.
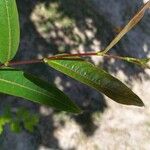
left=0, top=78, right=52, bottom=98
left=4, top=0, right=11, bottom=61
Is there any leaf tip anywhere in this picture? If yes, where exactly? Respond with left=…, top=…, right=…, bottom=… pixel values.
left=137, top=101, right=145, bottom=107
left=70, top=105, right=82, bottom=114
left=132, top=97, right=145, bottom=107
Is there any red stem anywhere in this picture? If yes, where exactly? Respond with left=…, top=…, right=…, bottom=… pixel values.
left=0, top=52, right=125, bottom=67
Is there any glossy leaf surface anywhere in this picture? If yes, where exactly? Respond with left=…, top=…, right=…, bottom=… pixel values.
left=0, top=68, right=80, bottom=113
left=46, top=58, right=144, bottom=106
left=0, top=0, right=20, bottom=63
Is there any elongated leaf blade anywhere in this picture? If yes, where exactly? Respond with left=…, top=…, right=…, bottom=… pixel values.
left=46, top=58, right=144, bottom=106
left=0, top=68, right=80, bottom=113
left=101, top=1, right=150, bottom=54
left=0, top=0, right=20, bottom=63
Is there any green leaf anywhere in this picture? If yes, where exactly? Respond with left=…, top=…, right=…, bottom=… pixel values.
left=46, top=58, right=144, bottom=106
left=10, top=121, right=21, bottom=133
left=23, top=115, right=39, bottom=132
left=0, top=0, right=20, bottom=63
left=123, top=57, right=150, bottom=69
left=16, top=107, right=39, bottom=132
left=0, top=115, right=11, bottom=134
left=0, top=68, right=81, bottom=113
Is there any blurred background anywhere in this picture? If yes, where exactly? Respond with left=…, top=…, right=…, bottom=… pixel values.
left=0, top=0, right=150, bottom=149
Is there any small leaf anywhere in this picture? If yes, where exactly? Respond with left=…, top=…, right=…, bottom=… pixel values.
left=0, top=0, right=20, bottom=63
left=46, top=58, right=144, bottom=106
left=0, top=68, right=81, bottom=113
left=0, top=115, right=11, bottom=134
left=123, top=57, right=150, bottom=69
left=16, top=107, right=39, bottom=132
left=24, top=115, right=39, bottom=132
left=10, top=121, right=21, bottom=133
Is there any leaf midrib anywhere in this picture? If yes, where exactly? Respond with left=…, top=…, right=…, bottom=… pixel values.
left=0, top=76, right=74, bottom=109
left=4, top=0, right=11, bottom=61
left=49, top=61, right=101, bottom=89
left=0, top=77, right=52, bottom=98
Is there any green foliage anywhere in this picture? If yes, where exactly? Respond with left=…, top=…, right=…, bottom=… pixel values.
left=0, top=68, right=80, bottom=113
left=46, top=58, right=144, bottom=106
left=0, top=0, right=20, bottom=63
left=0, top=0, right=149, bottom=128
left=123, top=57, right=150, bottom=69
left=0, top=106, right=39, bottom=134
left=16, top=107, right=39, bottom=132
